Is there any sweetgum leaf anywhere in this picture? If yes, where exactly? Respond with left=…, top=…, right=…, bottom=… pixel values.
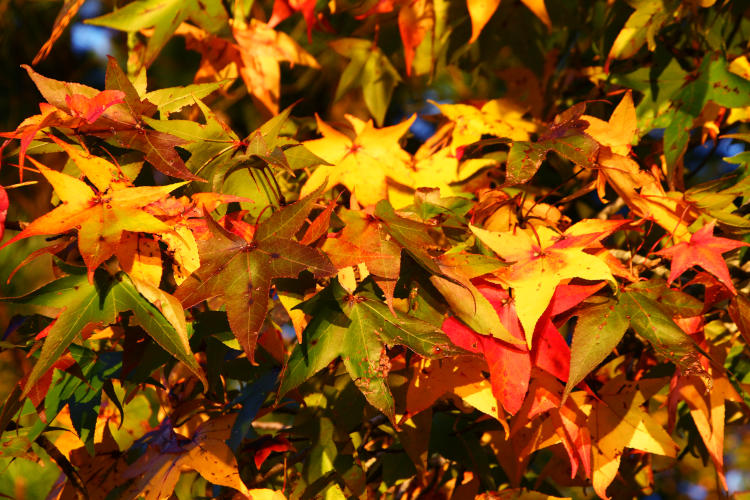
left=174, top=185, right=335, bottom=362
left=279, top=284, right=458, bottom=421
left=8, top=266, right=205, bottom=396
left=619, top=290, right=706, bottom=378
left=144, top=82, right=224, bottom=114
left=374, top=200, right=442, bottom=276
left=564, top=299, right=629, bottom=400
left=87, top=0, right=228, bottom=68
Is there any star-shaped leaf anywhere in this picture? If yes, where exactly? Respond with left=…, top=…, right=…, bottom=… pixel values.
left=174, top=186, right=335, bottom=362
left=471, top=220, right=618, bottom=346
left=279, top=283, right=460, bottom=422
left=0, top=139, right=183, bottom=281
left=7, top=264, right=205, bottom=397
left=655, top=220, right=748, bottom=294
left=301, top=114, right=416, bottom=206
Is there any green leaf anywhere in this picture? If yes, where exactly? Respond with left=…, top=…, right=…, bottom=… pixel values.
left=564, top=299, right=629, bottom=400
left=174, top=184, right=335, bottom=362
left=342, top=299, right=396, bottom=420
left=87, top=0, right=228, bottom=68
left=707, top=56, right=750, bottom=108
left=355, top=297, right=460, bottom=358
left=9, top=267, right=205, bottom=396
left=374, top=200, right=442, bottom=276
left=506, top=128, right=599, bottom=185
left=606, top=0, right=670, bottom=63
left=279, top=285, right=458, bottom=420
left=330, top=39, right=401, bottom=125
left=145, top=82, right=224, bottom=114
left=619, top=290, right=706, bottom=378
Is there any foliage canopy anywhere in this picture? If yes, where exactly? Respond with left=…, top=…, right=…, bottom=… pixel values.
left=2, top=0, right=750, bottom=499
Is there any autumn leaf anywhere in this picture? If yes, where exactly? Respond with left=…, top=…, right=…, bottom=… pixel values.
left=564, top=298, right=629, bottom=401
left=0, top=86, right=124, bottom=172
left=466, top=0, right=551, bottom=43
left=435, top=98, right=538, bottom=151
left=86, top=0, right=229, bottom=69
left=581, top=90, right=637, bottom=156
left=329, top=38, right=402, bottom=124
left=7, top=264, right=205, bottom=398
left=321, top=207, right=401, bottom=307
left=279, top=283, right=459, bottom=421
left=406, top=356, right=504, bottom=423
left=591, top=382, right=677, bottom=498
left=505, top=103, right=598, bottom=185
left=670, top=373, right=742, bottom=492
left=174, top=186, right=335, bottom=363
left=471, top=220, right=618, bottom=346
left=268, top=0, right=319, bottom=41
left=233, top=18, right=320, bottom=115
left=0, top=184, right=7, bottom=241
left=122, top=415, right=249, bottom=499
left=0, top=145, right=183, bottom=281
left=605, top=1, right=670, bottom=71
left=398, top=0, right=435, bottom=76
left=655, top=220, right=748, bottom=294
left=32, top=0, right=86, bottom=65
left=442, top=282, right=573, bottom=415
left=301, top=114, right=416, bottom=206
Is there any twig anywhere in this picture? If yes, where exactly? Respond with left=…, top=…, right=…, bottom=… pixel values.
left=36, top=434, right=88, bottom=500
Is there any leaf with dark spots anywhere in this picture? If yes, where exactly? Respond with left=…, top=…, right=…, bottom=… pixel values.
left=619, top=290, right=707, bottom=381
left=564, top=299, right=629, bottom=401
left=505, top=103, right=598, bottom=186
left=175, top=184, right=335, bottom=363
left=279, top=283, right=457, bottom=421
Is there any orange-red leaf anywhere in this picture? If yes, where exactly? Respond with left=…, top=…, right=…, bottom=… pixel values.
left=656, top=220, right=748, bottom=294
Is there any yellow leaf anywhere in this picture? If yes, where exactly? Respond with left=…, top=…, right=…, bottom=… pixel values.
left=582, top=90, right=637, bottom=156
left=598, top=150, right=691, bottom=243
left=467, top=0, right=501, bottom=43
left=49, top=134, right=130, bottom=191
left=388, top=147, right=494, bottom=208
left=117, top=233, right=163, bottom=286
left=186, top=438, right=249, bottom=493
left=676, top=374, right=741, bottom=491
left=161, top=225, right=200, bottom=285
left=407, top=357, right=507, bottom=432
left=301, top=114, right=416, bottom=206
left=520, top=0, right=552, bottom=29
left=246, top=489, right=287, bottom=500
left=590, top=386, right=677, bottom=498
left=435, top=98, right=537, bottom=152
left=0, top=157, right=183, bottom=281
left=130, top=277, right=190, bottom=347
left=471, top=222, right=616, bottom=346
left=467, top=0, right=551, bottom=43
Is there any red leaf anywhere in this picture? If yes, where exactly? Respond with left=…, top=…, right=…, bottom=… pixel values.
left=656, top=220, right=748, bottom=294
left=254, top=437, right=292, bottom=469
left=65, top=90, right=126, bottom=124
left=0, top=184, right=7, bottom=241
